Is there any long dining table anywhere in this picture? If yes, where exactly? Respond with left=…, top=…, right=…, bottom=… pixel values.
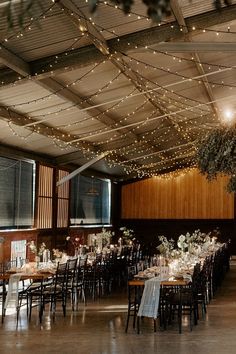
left=0, top=270, right=54, bottom=323
left=127, top=275, right=191, bottom=332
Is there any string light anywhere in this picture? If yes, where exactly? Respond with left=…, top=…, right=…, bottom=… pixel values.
left=7, top=60, right=104, bottom=108
left=2, top=0, right=236, bottom=179
left=3, top=1, right=57, bottom=43
left=100, top=0, right=236, bottom=36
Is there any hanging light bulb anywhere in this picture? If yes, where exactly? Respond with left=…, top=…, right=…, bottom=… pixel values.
left=86, top=177, right=99, bottom=196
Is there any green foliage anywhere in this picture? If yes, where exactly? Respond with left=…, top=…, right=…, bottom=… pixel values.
left=196, top=125, right=236, bottom=192
left=3, top=0, right=44, bottom=30
left=227, top=175, right=236, bottom=193
left=2, top=0, right=232, bottom=30
left=89, top=0, right=171, bottom=22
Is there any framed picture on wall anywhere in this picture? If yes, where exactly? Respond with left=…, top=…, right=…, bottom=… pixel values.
left=11, top=240, right=26, bottom=266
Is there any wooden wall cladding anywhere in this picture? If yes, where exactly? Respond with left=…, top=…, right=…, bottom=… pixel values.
left=36, top=165, right=53, bottom=229
left=57, top=170, right=69, bottom=228
left=121, top=170, right=234, bottom=219
left=1, top=230, right=38, bottom=262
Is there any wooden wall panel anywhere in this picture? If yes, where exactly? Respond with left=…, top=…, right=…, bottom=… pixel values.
left=1, top=230, right=38, bottom=262
left=57, top=170, right=69, bottom=228
left=121, top=170, right=234, bottom=219
left=57, top=199, right=69, bottom=228
left=36, top=165, right=53, bottom=229
left=57, top=170, right=69, bottom=199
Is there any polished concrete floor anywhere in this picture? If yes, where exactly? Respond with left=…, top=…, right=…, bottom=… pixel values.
left=1, top=265, right=236, bottom=354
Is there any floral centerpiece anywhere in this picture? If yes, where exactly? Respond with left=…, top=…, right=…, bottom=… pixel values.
left=52, top=248, right=63, bottom=259
left=66, top=236, right=81, bottom=256
left=119, top=226, right=135, bottom=245
left=88, top=228, right=114, bottom=253
left=92, top=228, right=114, bottom=250
left=177, top=234, right=189, bottom=253
left=157, top=235, right=174, bottom=257
left=27, top=240, right=48, bottom=261
left=176, top=230, right=213, bottom=255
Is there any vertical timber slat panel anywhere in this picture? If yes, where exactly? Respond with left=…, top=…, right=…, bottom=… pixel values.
left=36, top=165, right=53, bottom=229
left=57, top=170, right=69, bottom=228
left=121, top=170, right=234, bottom=219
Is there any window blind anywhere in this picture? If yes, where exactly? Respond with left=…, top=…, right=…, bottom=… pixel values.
left=0, top=156, right=34, bottom=229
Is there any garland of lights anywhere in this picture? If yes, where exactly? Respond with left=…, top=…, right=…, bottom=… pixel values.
left=1, top=0, right=235, bottom=179
left=122, top=52, right=236, bottom=90
left=2, top=0, right=233, bottom=33
left=7, top=59, right=104, bottom=108
left=3, top=0, right=56, bottom=33
left=100, top=0, right=235, bottom=35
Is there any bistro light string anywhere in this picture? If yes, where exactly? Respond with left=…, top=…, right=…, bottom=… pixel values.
left=1, top=0, right=236, bottom=176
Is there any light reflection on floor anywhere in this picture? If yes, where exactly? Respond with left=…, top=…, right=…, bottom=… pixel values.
left=1, top=268, right=236, bottom=354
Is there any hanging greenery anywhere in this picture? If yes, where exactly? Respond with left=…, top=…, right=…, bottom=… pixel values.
left=3, top=0, right=45, bottom=29
left=89, top=0, right=171, bottom=22
left=196, top=124, right=236, bottom=192
left=2, top=0, right=232, bottom=30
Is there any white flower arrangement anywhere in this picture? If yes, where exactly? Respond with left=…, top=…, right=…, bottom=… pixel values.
left=177, top=230, right=214, bottom=254
left=188, top=229, right=206, bottom=244
left=52, top=248, right=63, bottom=259
left=119, top=227, right=135, bottom=244
left=170, top=249, right=181, bottom=259
left=90, top=228, right=114, bottom=250
left=157, top=235, right=174, bottom=257
left=177, top=234, right=188, bottom=252
left=27, top=240, right=47, bottom=257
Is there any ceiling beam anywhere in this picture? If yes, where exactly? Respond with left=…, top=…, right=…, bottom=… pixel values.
left=68, top=3, right=193, bottom=157
left=57, top=0, right=109, bottom=55
left=0, top=44, right=31, bottom=76
left=0, top=142, right=53, bottom=164
left=151, top=42, right=236, bottom=52
left=0, top=4, right=236, bottom=86
left=0, top=21, right=144, bottom=161
left=170, top=0, right=218, bottom=117
left=36, top=77, right=141, bottom=141
left=0, top=106, right=96, bottom=153
left=0, top=44, right=150, bottom=170
left=112, top=56, right=190, bottom=145
left=0, top=104, right=142, bottom=174
left=51, top=1, right=166, bottom=162
left=55, top=150, right=88, bottom=164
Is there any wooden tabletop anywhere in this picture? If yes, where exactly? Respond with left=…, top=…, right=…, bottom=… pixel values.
left=0, top=272, right=54, bottom=281
left=128, top=277, right=189, bottom=287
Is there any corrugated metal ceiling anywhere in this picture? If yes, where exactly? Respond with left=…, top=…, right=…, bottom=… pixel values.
left=0, top=0, right=235, bottom=178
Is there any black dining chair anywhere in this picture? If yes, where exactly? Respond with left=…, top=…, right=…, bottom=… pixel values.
left=28, top=262, right=68, bottom=323
left=65, top=258, right=78, bottom=309
left=72, top=256, right=87, bottom=309
left=166, top=263, right=200, bottom=333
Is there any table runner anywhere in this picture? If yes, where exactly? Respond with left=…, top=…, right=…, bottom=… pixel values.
left=4, top=273, right=22, bottom=309
left=137, top=277, right=161, bottom=319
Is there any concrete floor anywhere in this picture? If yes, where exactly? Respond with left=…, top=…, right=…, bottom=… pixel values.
left=1, top=265, right=236, bottom=354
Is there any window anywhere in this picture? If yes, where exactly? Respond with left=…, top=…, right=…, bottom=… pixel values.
left=70, top=175, right=111, bottom=225
left=0, top=156, right=35, bottom=229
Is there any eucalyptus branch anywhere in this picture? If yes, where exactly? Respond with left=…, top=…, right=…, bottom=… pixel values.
left=196, top=124, right=236, bottom=192
left=2, top=0, right=232, bottom=31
